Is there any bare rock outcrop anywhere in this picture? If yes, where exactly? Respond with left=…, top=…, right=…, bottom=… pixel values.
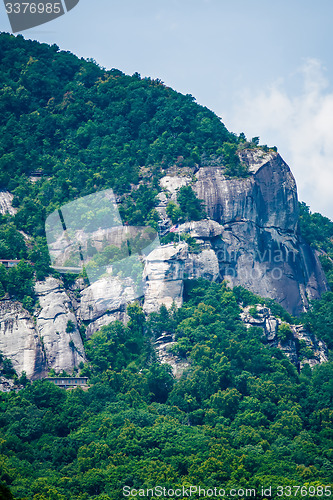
left=77, top=276, right=133, bottom=338
left=35, top=277, right=86, bottom=373
left=0, top=150, right=330, bottom=383
left=0, top=278, right=87, bottom=381
left=0, top=300, right=45, bottom=379
left=0, top=190, right=17, bottom=215
left=241, top=304, right=328, bottom=368
left=143, top=243, right=187, bottom=313
left=155, top=333, right=190, bottom=379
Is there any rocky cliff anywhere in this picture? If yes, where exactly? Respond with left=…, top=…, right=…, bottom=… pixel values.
left=152, top=149, right=328, bottom=316
left=240, top=304, right=328, bottom=369
left=0, top=149, right=329, bottom=381
left=0, top=190, right=16, bottom=216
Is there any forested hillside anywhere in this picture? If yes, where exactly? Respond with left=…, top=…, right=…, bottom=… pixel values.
left=1, top=33, right=333, bottom=499
left=0, top=32, right=236, bottom=232
left=1, top=281, right=333, bottom=499
left=0, top=32, right=244, bottom=304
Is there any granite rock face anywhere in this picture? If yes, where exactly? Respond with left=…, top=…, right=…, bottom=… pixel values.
left=0, top=149, right=330, bottom=382
left=0, top=300, right=45, bottom=380
left=155, top=149, right=328, bottom=316
left=0, top=278, right=86, bottom=380
left=143, top=243, right=187, bottom=314
left=155, top=333, right=190, bottom=379
left=35, top=278, right=86, bottom=373
left=0, top=189, right=17, bottom=216
left=77, top=276, right=134, bottom=338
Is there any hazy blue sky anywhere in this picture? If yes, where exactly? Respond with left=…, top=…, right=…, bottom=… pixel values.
left=1, top=0, right=333, bottom=218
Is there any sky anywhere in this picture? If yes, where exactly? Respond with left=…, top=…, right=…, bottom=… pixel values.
left=1, top=0, right=333, bottom=219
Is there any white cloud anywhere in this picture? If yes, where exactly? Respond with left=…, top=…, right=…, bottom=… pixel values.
left=225, top=58, right=333, bottom=220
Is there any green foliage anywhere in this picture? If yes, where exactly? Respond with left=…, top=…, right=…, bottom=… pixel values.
left=319, top=254, right=333, bottom=289
left=181, top=233, right=201, bottom=253
left=0, top=482, right=14, bottom=500
left=233, top=286, right=295, bottom=324
left=27, top=236, right=51, bottom=281
left=298, top=202, right=333, bottom=290
left=0, top=354, right=16, bottom=379
left=0, top=281, right=332, bottom=497
left=166, top=186, right=205, bottom=224
left=221, top=142, right=249, bottom=177
left=1, top=33, right=333, bottom=500
left=66, top=320, right=75, bottom=333
left=298, top=202, right=333, bottom=253
left=249, top=306, right=259, bottom=318
left=237, top=133, right=277, bottom=152
left=0, top=260, right=35, bottom=304
left=0, top=221, right=27, bottom=259
left=177, top=186, right=206, bottom=221
left=0, top=33, right=236, bottom=243
left=166, top=200, right=184, bottom=224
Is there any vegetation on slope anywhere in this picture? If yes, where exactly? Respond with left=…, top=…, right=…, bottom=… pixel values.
left=1, top=281, right=333, bottom=499
left=0, top=33, right=333, bottom=500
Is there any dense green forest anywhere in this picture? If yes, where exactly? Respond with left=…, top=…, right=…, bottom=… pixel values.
left=1, top=281, right=333, bottom=499
left=0, top=32, right=237, bottom=236
left=1, top=33, right=333, bottom=499
left=0, top=32, right=251, bottom=304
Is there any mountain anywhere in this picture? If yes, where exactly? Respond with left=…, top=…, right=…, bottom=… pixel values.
left=1, top=33, right=333, bottom=500
left=0, top=33, right=330, bottom=381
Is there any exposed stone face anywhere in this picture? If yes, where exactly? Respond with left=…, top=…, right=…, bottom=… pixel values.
left=155, top=333, right=190, bottom=379
left=78, top=276, right=135, bottom=322
left=0, top=300, right=45, bottom=380
left=143, top=243, right=186, bottom=313
left=240, top=304, right=328, bottom=368
left=0, top=376, right=21, bottom=392
left=85, top=311, right=127, bottom=338
left=144, top=151, right=328, bottom=316
left=0, top=190, right=17, bottom=216
left=35, top=277, right=86, bottom=373
left=159, top=175, right=191, bottom=201
left=77, top=276, right=133, bottom=338
left=0, top=278, right=87, bottom=381
left=0, top=149, right=330, bottom=383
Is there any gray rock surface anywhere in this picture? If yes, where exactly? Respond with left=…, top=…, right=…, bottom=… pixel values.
left=78, top=276, right=135, bottom=322
left=35, top=278, right=86, bottom=373
left=0, top=190, right=16, bottom=215
left=77, top=275, right=136, bottom=338
left=241, top=304, right=328, bottom=368
left=85, top=311, right=127, bottom=338
left=0, top=149, right=330, bottom=383
left=0, top=278, right=86, bottom=381
left=155, top=333, right=190, bottom=379
left=189, top=150, right=328, bottom=315
left=143, top=243, right=187, bottom=313
left=0, top=376, right=21, bottom=392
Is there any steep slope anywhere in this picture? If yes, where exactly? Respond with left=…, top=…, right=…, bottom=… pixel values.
left=150, top=150, right=328, bottom=316
left=0, top=277, right=85, bottom=379
left=0, top=33, right=330, bottom=380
